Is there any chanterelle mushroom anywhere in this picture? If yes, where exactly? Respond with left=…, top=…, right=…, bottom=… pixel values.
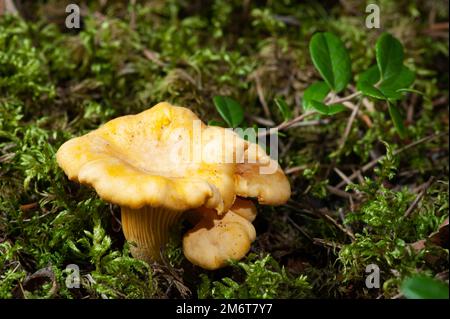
left=182, top=145, right=292, bottom=269
left=56, top=102, right=290, bottom=267
left=183, top=198, right=257, bottom=270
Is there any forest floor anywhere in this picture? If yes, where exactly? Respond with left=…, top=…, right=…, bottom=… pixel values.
left=0, top=0, right=448, bottom=299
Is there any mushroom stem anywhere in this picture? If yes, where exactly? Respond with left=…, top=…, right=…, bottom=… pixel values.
left=121, top=206, right=184, bottom=263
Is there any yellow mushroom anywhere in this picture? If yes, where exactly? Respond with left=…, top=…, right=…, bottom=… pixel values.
left=229, top=197, right=257, bottom=222
left=234, top=141, right=291, bottom=205
left=183, top=200, right=257, bottom=270
left=182, top=144, right=292, bottom=269
left=56, top=102, right=290, bottom=268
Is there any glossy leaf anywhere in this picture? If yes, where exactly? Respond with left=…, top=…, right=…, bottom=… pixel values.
left=309, top=32, right=352, bottom=93
left=401, top=276, right=449, bottom=299
left=303, top=81, right=330, bottom=110
left=376, top=33, right=404, bottom=80
left=306, top=100, right=328, bottom=114
left=208, top=120, right=226, bottom=127
left=357, top=65, right=380, bottom=86
left=379, top=66, right=415, bottom=100
left=306, top=100, right=346, bottom=115
left=388, top=102, right=407, bottom=139
left=327, top=103, right=347, bottom=115
left=357, top=80, right=385, bottom=100
left=213, top=96, right=244, bottom=128
left=357, top=65, right=415, bottom=101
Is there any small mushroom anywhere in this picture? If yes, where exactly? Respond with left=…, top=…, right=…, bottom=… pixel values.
left=182, top=144, right=292, bottom=269
left=183, top=199, right=257, bottom=270
left=56, top=102, right=290, bottom=268
left=234, top=141, right=291, bottom=205
left=229, top=197, right=257, bottom=222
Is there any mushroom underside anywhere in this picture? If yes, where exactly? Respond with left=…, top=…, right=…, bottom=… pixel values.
left=121, top=198, right=258, bottom=269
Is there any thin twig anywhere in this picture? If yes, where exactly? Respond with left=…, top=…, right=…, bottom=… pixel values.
left=254, top=74, right=272, bottom=120
left=326, top=185, right=359, bottom=200
left=286, top=215, right=313, bottom=241
left=285, top=165, right=308, bottom=175
left=280, top=138, right=295, bottom=157
left=333, top=167, right=353, bottom=185
left=259, top=91, right=366, bottom=137
left=316, top=208, right=356, bottom=241
left=404, top=176, right=436, bottom=218
left=129, top=0, right=136, bottom=30
left=335, top=132, right=447, bottom=189
left=325, top=91, right=361, bottom=104
left=338, top=100, right=360, bottom=150
left=338, top=207, right=354, bottom=236
left=0, top=0, right=18, bottom=15
left=143, top=49, right=167, bottom=68
left=287, top=119, right=330, bottom=128
left=313, top=238, right=343, bottom=250
left=258, top=111, right=317, bottom=137
left=343, top=101, right=373, bottom=127
left=248, top=115, right=275, bottom=126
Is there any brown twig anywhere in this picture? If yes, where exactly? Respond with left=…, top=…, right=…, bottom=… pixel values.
left=316, top=208, right=355, bottom=241
left=326, top=185, right=359, bottom=200
left=427, top=22, right=449, bottom=32
left=333, top=167, right=353, bottom=186
left=0, top=0, right=18, bottom=15
left=335, top=132, right=447, bottom=189
left=285, top=165, right=308, bottom=175
left=258, top=111, right=317, bottom=137
left=404, top=176, right=436, bottom=218
left=248, top=115, right=275, bottom=126
left=254, top=74, right=272, bottom=120
left=313, top=238, right=343, bottom=250
left=338, top=100, right=360, bottom=150
left=129, top=0, right=136, bottom=30
left=286, top=215, right=313, bottom=241
left=143, top=49, right=167, bottom=68
left=325, top=91, right=361, bottom=104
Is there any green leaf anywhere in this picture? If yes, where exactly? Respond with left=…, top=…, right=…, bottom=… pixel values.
left=357, top=80, right=385, bottom=100
left=357, top=64, right=415, bottom=100
left=307, top=100, right=346, bottom=115
left=401, top=276, right=449, bottom=299
left=274, top=97, right=292, bottom=120
left=327, top=103, right=347, bottom=115
left=309, top=32, right=352, bottom=93
left=379, top=66, right=415, bottom=100
left=304, top=81, right=330, bottom=101
left=208, top=120, right=226, bottom=127
left=306, top=100, right=328, bottom=114
left=388, top=102, right=407, bottom=139
left=303, top=82, right=345, bottom=115
left=303, top=81, right=330, bottom=110
left=396, top=88, right=427, bottom=98
left=376, top=33, right=404, bottom=81
left=357, top=65, right=380, bottom=86
left=213, top=96, right=244, bottom=128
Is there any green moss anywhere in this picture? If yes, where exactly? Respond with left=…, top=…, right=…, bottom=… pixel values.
left=198, top=254, right=312, bottom=299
